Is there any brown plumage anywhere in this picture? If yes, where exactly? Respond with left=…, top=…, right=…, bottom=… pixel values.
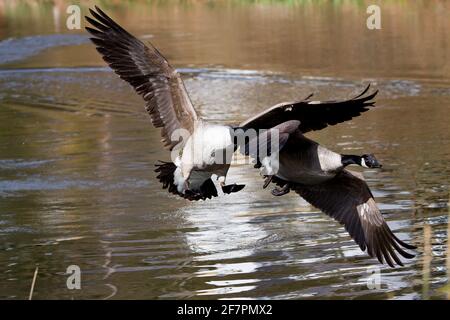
left=269, top=170, right=416, bottom=267
left=240, top=84, right=378, bottom=132
left=85, top=6, right=198, bottom=150
left=243, top=89, right=415, bottom=267
left=85, top=7, right=415, bottom=267
left=86, top=7, right=250, bottom=201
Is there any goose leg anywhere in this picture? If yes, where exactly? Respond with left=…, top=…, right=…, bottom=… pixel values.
left=263, top=175, right=273, bottom=189
left=271, top=183, right=290, bottom=196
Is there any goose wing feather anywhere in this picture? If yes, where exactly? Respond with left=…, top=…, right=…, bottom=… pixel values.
left=86, top=6, right=198, bottom=150
left=240, top=120, right=300, bottom=158
left=240, top=84, right=378, bottom=133
left=275, top=170, right=415, bottom=267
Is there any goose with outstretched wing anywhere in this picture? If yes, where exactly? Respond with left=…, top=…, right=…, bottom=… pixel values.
left=240, top=95, right=416, bottom=267
left=86, top=6, right=245, bottom=201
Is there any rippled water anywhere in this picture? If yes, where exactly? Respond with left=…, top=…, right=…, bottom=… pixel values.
left=0, top=0, right=449, bottom=300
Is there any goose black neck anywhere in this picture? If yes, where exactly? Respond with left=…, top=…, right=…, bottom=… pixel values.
left=341, top=154, right=361, bottom=167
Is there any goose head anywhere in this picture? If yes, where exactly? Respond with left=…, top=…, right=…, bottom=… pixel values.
left=341, top=153, right=382, bottom=169
left=361, top=154, right=382, bottom=168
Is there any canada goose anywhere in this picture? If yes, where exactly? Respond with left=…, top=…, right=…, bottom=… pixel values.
left=86, top=7, right=245, bottom=201
left=241, top=100, right=416, bottom=267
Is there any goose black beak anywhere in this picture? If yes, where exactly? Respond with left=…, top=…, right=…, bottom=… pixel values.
left=363, top=154, right=382, bottom=169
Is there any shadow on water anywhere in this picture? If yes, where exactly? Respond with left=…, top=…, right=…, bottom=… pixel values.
left=0, top=0, right=449, bottom=299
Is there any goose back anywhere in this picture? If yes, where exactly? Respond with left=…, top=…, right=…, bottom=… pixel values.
left=276, top=132, right=343, bottom=184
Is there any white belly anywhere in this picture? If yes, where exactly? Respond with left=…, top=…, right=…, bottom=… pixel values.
left=173, top=122, right=233, bottom=194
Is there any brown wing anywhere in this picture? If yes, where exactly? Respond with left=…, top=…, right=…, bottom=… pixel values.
left=85, top=6, right=198, bottom=150
left=240, top=84, right=377, bottom=133
left=287, top=170, right=416, bottom=267
left=240, top=120, right=300, bottom=162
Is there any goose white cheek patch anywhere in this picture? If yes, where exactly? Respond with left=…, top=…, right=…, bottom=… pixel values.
left=361, top=158, right=369, bottom=168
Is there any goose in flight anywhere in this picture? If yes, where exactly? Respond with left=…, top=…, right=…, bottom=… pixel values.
left=241, top=102, right=416, bottom=267
left=86, top=7, right=246, bottom=201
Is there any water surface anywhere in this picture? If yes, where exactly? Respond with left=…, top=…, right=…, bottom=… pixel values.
left=0, top=0, right=449, bottom=299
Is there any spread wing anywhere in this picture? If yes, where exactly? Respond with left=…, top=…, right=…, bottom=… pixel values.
left=85, top=6, right=198, bottom=150
left=240, top=84, right=377, bottom=133
left=286, top=170, right=416, bottom=267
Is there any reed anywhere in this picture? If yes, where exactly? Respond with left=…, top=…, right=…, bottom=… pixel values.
left=28, top=266, right=39, bottom=300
